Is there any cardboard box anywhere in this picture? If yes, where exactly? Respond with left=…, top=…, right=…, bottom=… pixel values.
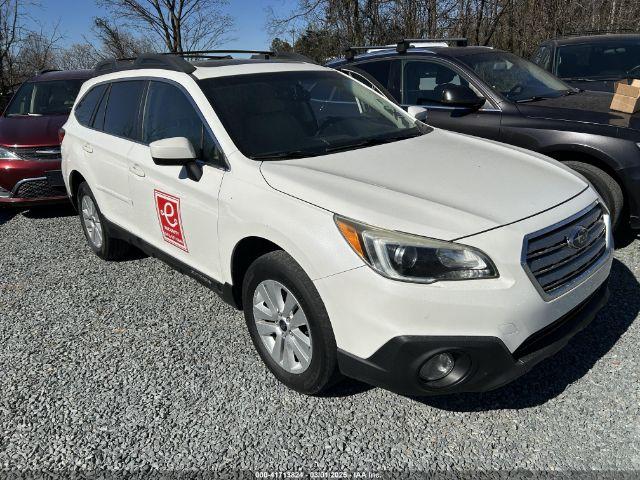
left=610, top=79, right=640, bottom=114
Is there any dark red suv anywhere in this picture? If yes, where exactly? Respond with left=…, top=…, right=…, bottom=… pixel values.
left=0, top=69, right=92, bottom=207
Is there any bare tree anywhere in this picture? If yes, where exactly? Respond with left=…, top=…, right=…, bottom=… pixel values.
left=17, top=21, right=63, bottom=75
left=0, top=0, right=21, bottom=95
left=268, top=0, right=640, bottom=62
left=95, top=0, right=234, bottom=52
left=92, top=17, right=155, bottom=58
left=56, top=42, right=101, bottom=70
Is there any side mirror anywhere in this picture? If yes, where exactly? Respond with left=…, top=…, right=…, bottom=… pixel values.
left=407, top=105, right=428, bottom=122
left=150, top=137, right=202, bottom=181
left=150, top=137, right=197, bottom=166
left=440, top=85, right=485, bottom=110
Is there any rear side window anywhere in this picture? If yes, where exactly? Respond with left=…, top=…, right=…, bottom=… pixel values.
left=103, top=81, right=146, bottom=140
left=74, top=84, right=107, bottom=126
left=356, top=60, right=401, bottom=100
left=143, top=81, right=224, bottom=166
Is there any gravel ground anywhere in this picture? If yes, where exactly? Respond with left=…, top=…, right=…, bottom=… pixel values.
left=0, top=205, right=639, bottom=476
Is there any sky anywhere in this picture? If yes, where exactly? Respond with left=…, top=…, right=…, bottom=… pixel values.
left=26, top=0, right=299, bottom=51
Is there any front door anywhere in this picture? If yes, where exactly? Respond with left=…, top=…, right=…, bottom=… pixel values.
left=401, top=59, right=502, bottom=140
left=128, top=80, right=227, bottom=281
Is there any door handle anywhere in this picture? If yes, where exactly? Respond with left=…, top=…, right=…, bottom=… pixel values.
left=82, top=144, right=93, bottom=153
left=129, top=163, right=146, bottom=177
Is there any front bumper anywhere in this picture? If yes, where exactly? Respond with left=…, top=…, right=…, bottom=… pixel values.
left=0, top=168, right=67, bottom=207
left=337, top=282, right=609, bottom=395
left=0, top=158, right=67, bottom=206
left=314, top=190, right=613, bottom=394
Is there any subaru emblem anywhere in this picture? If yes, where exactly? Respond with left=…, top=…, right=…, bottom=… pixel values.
left=567, top=225, right=589, bottom=250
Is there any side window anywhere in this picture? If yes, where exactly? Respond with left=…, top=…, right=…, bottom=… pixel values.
left=103, top=80, right=146, bottom=140
left=403, top=61, right=469, bottom=106
left=74, top=84, right=107, bottom=126
left=143, top=81, right=223, bottom=166
left=532, top=46, right=552, bottom=71
left=356, top=60, right=401, bottom=100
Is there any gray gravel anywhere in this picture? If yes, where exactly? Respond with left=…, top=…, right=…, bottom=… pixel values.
left=0, top=205, right=639, bottom=475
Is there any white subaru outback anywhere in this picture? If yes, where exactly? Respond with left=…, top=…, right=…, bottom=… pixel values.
left=61, top=52, right=613, bottom=396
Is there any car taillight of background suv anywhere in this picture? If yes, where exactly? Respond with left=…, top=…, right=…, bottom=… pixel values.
left=0, top=69, right=92, bottom=207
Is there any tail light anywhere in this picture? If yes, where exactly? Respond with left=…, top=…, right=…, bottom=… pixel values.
left=58, top=128, right=65, bottom=143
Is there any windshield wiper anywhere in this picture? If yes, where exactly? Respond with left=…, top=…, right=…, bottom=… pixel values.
left=515, top=96, right=550, bottom=103
left=250, top=150, right=321, bottom=160
left=324, top=131, right=422, bottom=154
left=6, top=112, right=42, bottom=117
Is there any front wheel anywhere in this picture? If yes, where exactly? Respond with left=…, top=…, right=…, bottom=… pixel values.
left=563, top=161, right=624, bottom=230
left=242, top=250, right=340, bottom=395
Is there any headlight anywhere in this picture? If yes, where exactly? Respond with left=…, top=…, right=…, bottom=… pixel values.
left=0, top=147, right=20, bottom=160
left=335, top=216, right=498, bottom=284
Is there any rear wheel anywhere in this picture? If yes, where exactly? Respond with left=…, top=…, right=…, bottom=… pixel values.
left=563, top=161, right=624, bottom=230
left=77, top=182, right=129, bottom=260
left=242, top=250, right=340, bottom=395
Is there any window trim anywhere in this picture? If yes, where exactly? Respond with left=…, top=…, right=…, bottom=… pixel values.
left=141, top=78, right=228, bottom=171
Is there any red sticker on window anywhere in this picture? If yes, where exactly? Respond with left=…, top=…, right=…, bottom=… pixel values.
left=154, top=190, right=188, bottom=252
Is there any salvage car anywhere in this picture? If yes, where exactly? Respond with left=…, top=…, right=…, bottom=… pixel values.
left=62, top=52, right=612, bottom=396
left=0, top=69, right=92, bottom=207
left=327, top=40, right=640, bottom=233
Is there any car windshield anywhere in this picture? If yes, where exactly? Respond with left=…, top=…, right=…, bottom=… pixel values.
left=5, top=79, right=84, bottom=116
left=556, top=41, right=640, bottom=80
left=199, top=70, right=426, bottom=160
left=460, top=51, right=571, bottom=102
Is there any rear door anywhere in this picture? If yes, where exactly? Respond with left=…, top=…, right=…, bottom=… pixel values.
left=84, top=80, right=145, bottom=230
left=128, top=80, right=226, bottom=281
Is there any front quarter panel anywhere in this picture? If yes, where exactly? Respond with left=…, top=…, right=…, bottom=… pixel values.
left=217, top=155, right=363, bottom=285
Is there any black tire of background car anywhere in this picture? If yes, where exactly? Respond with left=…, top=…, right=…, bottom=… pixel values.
left=242, top=250, right=341, bottom=395
left=77, top=182, right=130, bottom=261
left=563, top=161, right=624, bottom=231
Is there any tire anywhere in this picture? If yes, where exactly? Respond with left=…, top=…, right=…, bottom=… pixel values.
left=242, top=250, right=340, bottom=395
left=77, top=182, right=130, bottom=260
left=563, top=161, right=624, bottom=230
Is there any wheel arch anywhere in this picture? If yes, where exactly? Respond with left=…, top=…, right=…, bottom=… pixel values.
left=68, top=170, right=87, bottom=209
left=544, top=148, right=629, bottom=214
left=228, top=236, right=285, bottom=309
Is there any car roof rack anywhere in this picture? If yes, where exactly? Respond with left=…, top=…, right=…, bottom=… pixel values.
left=344, top=38, right=468, bottom=61
left=94, top=49, right=316, bottom=75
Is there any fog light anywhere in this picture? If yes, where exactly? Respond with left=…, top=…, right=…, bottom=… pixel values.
left=419, top=353, right=455, bottom=381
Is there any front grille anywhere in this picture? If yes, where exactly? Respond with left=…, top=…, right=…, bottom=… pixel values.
left=523, top=203, right=608, bottom=299
left=8, top=146, right=61, bottom=161
left=13, top=179, right=65, bottom=199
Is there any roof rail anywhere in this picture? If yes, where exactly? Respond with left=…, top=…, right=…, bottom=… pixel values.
left=93, top=49, right=317, bottom=75
left=94, top=54, right=197, bottom=74
left=344, top=37, right=468, bottom=61
left=559, top=29, right=638, bottom=38
left=37, top=68, right=62, bottom=75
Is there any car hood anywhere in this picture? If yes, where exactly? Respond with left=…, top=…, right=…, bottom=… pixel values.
left=0, top=114, right=67, bottom=147
left=516, top=90, right=640, bottom=133
left=260, top=130, right=588, bottom=240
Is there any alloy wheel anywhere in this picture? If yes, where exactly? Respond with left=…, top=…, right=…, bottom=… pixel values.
left=81, top=195, right=103, bottom=249
left=252, top=280, right=312, bottom=374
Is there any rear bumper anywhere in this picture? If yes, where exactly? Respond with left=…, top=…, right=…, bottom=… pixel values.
left=337, top=282, right=609, bottom=395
